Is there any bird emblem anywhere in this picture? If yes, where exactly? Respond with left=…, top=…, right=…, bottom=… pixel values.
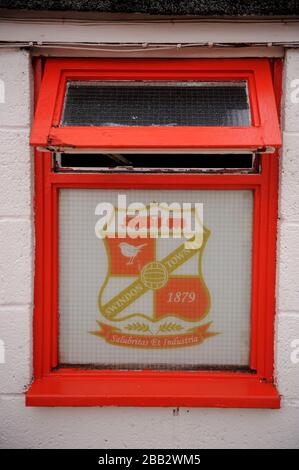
left=118, top=242, right=147, bottom=265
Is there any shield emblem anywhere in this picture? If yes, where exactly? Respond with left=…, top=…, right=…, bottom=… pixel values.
left=98, top=212, right=211, bottom=325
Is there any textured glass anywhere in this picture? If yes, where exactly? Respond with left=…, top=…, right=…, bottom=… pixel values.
left=61, top=81, right=250, bottom=127
left=59, top=189, right=253, bottom=370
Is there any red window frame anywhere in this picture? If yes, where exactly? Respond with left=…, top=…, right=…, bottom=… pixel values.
left=30, top=58, right=280, bottom=150
left=27, top=58, right=282, bottom=408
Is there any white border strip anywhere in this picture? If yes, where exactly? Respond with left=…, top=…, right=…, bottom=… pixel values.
left=0, top=19, right=298, bottom=46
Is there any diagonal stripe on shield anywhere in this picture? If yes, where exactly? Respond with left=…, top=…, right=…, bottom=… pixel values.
left=98, top=214, right=211, bottom=323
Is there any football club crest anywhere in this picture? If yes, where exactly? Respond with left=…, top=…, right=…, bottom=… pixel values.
left=91, top=205, right=217, bottom=348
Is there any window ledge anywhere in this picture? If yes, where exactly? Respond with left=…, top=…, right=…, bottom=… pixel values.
left=26, top=373, right=280, bottom=408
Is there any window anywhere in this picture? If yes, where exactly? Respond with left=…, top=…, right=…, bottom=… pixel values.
left=27, top=59, right=281, bottom=407
left=61, top=81, right=251, bottom=127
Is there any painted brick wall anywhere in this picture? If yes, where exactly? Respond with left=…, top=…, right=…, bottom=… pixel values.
left=276, top=50, right=299, bottom=408
left=0, top=48, right=298, bottom=449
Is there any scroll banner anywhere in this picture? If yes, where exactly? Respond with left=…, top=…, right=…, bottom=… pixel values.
left=91, top=321, right=217, bottom=349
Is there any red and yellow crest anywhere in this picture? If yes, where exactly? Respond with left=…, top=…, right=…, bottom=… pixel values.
left=92, top=209, right=217, bottom=348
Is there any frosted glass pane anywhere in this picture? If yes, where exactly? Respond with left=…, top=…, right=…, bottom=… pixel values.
left=61, top=81, right=250, bottom=127
left=59, top=189, right=253, bottom=370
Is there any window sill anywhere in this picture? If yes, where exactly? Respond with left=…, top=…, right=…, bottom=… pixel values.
left=26, top=371, right=280, bottom=408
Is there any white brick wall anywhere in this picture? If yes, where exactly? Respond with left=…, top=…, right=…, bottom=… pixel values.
left=276, top=50, right=299, bottom=413
left=0, top=50, right=33, bottom=403
left=0, top=47, right=299, bottom=449
left=0, top=49, right=31, bottom=128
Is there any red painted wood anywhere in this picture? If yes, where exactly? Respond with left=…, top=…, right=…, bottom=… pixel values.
left=46, top=126, right=277, bottom=150
left=51, top=186, right=59, bottom=368
left=26, top=373, right=280, bottom=408
left=32, top=58, right=44, bottom=379
left=30, top=58, right=281, bottom=150
left=249, top=187, right=260, bottom=371
left=50, top=172, right=263, bottom=187
left=28, top=58, right=281, bottom=407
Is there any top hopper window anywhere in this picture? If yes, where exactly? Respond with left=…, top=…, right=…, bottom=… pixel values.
left=30, top=58, right=280, bottom=152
